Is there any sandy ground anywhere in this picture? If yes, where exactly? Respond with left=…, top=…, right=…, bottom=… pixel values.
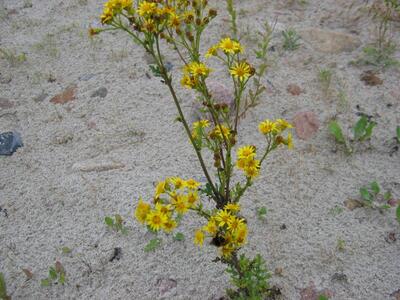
left=1, top=0, right=400, bottom=299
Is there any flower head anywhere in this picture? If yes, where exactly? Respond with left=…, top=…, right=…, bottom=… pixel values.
left=219, top=37, right=243, bottom=54
left=146, top=210, right=168, bottom=231
left=194, top=229, right=204, bottom=246
left=230, top=62, right=252, bottom=82
left=258, top=119, right=276, bottom=135
left=237, top=145, right=256, bottom=159
left=134, top=198, right=151, bottom=224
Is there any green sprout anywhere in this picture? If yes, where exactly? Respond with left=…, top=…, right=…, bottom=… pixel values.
left=282, top=28, right=301, bottom=51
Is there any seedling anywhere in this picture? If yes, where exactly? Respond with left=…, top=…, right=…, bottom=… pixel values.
left=336, top=239, right=346, bottom=252
left=257, top=206, right=268, bottom=220
left=318, top=68, right=333, bottom=96
left=329, top=205, right=344, bottom=216
left=359, top=45, right=399, bottom=69
left=359, top=181, right=392, bottom=209
left=0, top=272, right=10, bottom=300
left=105, top=214, right=128, bottom=234
left=144, top=238, right=161, bottom=252
left=0, top=48, right=27, bottom=67
left=282, top=28, right=301, bottom=51
left=41, top=261, right=66, bottom=286
left=173, top=232, right=185, bottom=241
left=328, top=116, right=376, bottom=154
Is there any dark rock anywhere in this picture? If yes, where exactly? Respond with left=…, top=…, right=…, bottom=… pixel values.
left=0, top=131, right=23, bottom=156
left=331, top=273, right=348, bottom=283
left=385, top=232, right=396, bottom=244
left=109, top=247, right=122, bottom=262
left=360, top=70, right=383, bottom=86
left=91, top=87, right=108, bottom=98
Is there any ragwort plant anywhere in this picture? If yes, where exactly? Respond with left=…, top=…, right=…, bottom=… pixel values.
left=93, top=1, right=293, bottom=298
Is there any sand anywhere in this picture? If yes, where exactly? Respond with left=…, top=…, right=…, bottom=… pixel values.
left=0, top=0, right=399, bottom=299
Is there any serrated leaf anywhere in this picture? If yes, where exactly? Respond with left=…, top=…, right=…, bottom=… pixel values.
left=173, top=232, right=185, bottom=241
left=353, top=116, right=368, bottom=140
left=41, top=278, right=50, bottom=287
left=370, top=181, right=380, bottom=195
left=105, top=216, right=114, bottom=227
left=360, top=187, right=372, bottom=202
left=144, top=238, right=161, bottom=252
left=328, top=121, right=345, bottom=144
left=397, top=205, right=400, bottom=224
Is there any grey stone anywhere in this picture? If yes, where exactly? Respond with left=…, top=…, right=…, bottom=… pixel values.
left=91, top=87, right=108, bottom=98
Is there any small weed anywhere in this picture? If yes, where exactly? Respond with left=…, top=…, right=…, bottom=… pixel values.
left=0, top=48, right=26, bottom=67
left=336, top=238, right=346, bottom=252
left=282, top=28, right=301, bottom=51
left=226, top=254, right=271, bottom=299
left=41, top=261, right=66, bottom=287
left=396, top=205, right=400, bottom=224
left=318, top=68, right=333, bottom=96
left=257, top=207, right=268, bottom=220
left=329, top=205, right=344, bottom=216
left=0, top=272, right=10, bottom=300
left=318, top=295, right=330, bottom=300
left=328, top=115, right=376, bottom=154
left=23, top=0, right=33, bottom=8
left=144, top=238, right=161, bottom=252
left=358, top=45, right=399, bottom=69
left=173, top=232, right=185, bottom=241
left=105, top=214, right=128, bottom=234
left=359, top=181, right=392, bottom=209
left=61, top=247, right=72, bottom=254
left=397, top=126, right=400, bottom=143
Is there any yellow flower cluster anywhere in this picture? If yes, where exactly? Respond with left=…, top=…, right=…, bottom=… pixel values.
left=135, top=177, right=201, bottom=233
left=101, top=0, right=133, bottom=24
left=236, top=145, right=260, bottom=179
left=258, top=119, right=294, bottom=149
left=206, top=37, right=244, bottom=57
left=181, top=61, right=212, bottom=89
left=191, top=119, right=210, bottom=139
left=194, top=203, right=247, bottom=259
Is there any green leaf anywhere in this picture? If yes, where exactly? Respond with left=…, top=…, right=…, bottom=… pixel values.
left=105, top=216, right=114, bottom=227
left=396, top=205, right=400, bottom=224
left=328, top=121, right=345, bottom=144
left=49, top=267, right=57, bottom=280
left=59, top=273, right=66, bottom=285
left=370, top=181, right=380, bottom=195
left=41, top=279, right=50, bottom=287
left=173, top=232, right=185, bottom=241
left=360, top=187, right=372, bottom=202
left=353, top=116, right=368, bottom=140
left=115, top=214, right=123, bottom=225
left=397, top=126, right=400, bottom=143
left=318, top=295, right=329, bottom=300
left=144, top=238, right=161, bottom=252
left=61, top=247, right=72, bottom=254
left=0, top=272, right=8, bottom=298
left=363, top=121, right=376, bottom=140
left=379, top=204, right=391, bottom=210
left=384, top=191, right=392, bottom=201
left=257, top=207, right=268, bottom=219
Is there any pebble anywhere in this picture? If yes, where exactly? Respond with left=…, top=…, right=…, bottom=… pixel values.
left=91, top=87, right=108, bottom=98
left=79, top=73, right=95, bottom=81
left=33, top=92, right=48, bottom=103
left=0, top=131, right=23, bottom=156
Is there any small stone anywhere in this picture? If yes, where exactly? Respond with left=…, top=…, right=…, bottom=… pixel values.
left=0, top=132, right=23, bottom=156
left=91, top=87, right=108, bottom=98
left=287, top=84, right=302, bottom=96
left=274, top=267, right=283, bottom=276
left=0, top=98, right=14, bottom=109
left=72, top=159, right=125, bottom=172
left=109, top=247, right=122, bottom=262
left=50, top=85, right=77, bottom=104
left=22, top=268, right=33, bottom=279
left=292, top=111, right=320, bottom=140
left=33, top=92, right=48, bottom=103
left=385, top=232, right=396, bottom=244
left=157, top=278, right=177, bottom=296
left=280, top=224, right=287, bottom=230
left=299, top=28, right=361, bottom=54
left=390, top=289, right=400, bottom=300
left=360, top=70, right=383, bottom=86
left=344, top=199, right=364, bottom=210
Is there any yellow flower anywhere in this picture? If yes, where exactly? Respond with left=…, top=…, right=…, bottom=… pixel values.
left=230, top=62, right=251, bottom=82
left=194, top=229, right=204, bottom=246
left=155, top=202, right=173, bottom=215
left=235, top=223, right=247, bottom=245
left=219, top=37, right=243, bottom=54
left=146, top=210, right=168, bottom=231
left=203, top=219, right=218, bottom=235
left=169, top=177, right=185, bottom=190
left=137, top=1, right=157, bottom=16
left=187, top=191, right=199, bottom=206
left=163, top=218, right=177, bottom=233
left=155, top=180, right=167, bottom=197
left=244, top=167, right=259, bottom=179
left=236, top=158, right=247, bottom=170
left=220, top=245, right=234, bottom=258
left=246, top=158, right=260, bottom=170
left=275, top=119, right=293, bottom=131
left=205, top=45, right=218, bottom=58
left=224, top=203, right=240, bottom=212
left=258, top=119, right=276, bottom=135
left=211, top=124, right=230, bottom=139
left=287, top=132, right=293, bottom=149
left=185, top=178, right=200, bottom=190
left=227, top=216, right=244, bottom=231
left=134, top=198, right=151, bottom=224
left=168, top=13, right=181, bottom=27
left=181, top=75, right=196, bottom=89
left=215, top=210, right=232, bottom=227
left=237, top=145, right=256, bottom=159
left=188, top=62, right=211, bottom=77
left=172, top=194, right=190, bottom=214
left=193, top=119, right=210, bottom=129
left=100, top=7, right=114, bottom=24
